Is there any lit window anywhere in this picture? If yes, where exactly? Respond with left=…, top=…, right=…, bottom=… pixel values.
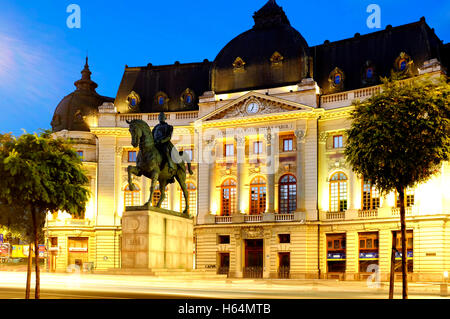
left=76, top=151, right=84, bottom=161
left=250, top=177, right=266, bottom=215
left=181, top=182, right=197, bottom=216
left=221, top=179, right=237, bottom=216
left=124, top=184, right=140, bottom=207
left=128, top=151, right=137, bottom=162
left=278, top=234, right=290, bottom=244
left=330, top=172, right=348, bottom=212
left=362, top=180, right=380, bottom=210
left=279, top=174, right=297, bottom=214
left=185, top=94, right=192, bottom=104
left=158, top=96, right=165, bottom=105
left=130, top=98, right=137, bottom=106
left=333, top=135, right=343, bottom=148
left=253, top=141, right=263, bottom=155
left=366, top=68, right=373, bottom=79
left=283, top=138, right=293, bottom=152
left=395, top=188, right=415, bottom=208
left=224, top=144, right=234, bottom=157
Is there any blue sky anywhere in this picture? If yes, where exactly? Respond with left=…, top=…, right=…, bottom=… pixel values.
left=0, top=0, right=449, bottom=135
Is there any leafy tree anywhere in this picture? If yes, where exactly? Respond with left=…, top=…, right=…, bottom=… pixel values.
left=345, top=74, right=450, bottom=299
left=0, top=131, right=90, bottom=299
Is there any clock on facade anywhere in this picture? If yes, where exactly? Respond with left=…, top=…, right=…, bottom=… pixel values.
left=247, top=102, right=260, bottom=114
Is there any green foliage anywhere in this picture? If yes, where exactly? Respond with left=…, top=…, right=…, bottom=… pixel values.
left=0, top=131, right=90, bottom=238
left=345, top=74, right=450, bottom=193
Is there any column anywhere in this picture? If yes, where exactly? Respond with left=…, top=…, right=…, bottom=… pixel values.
left=196, top=128, right=211, bottom=222
left=317, top=131, right=328, bottom=216
left=265, top=129, right=277, bottom=214
left=345, top=231, right=359, bottom=280
left=115, top=146, right=122, bottom=223
left=208, top=140, right=216, bottom=214
left=97, top=135, right=117, bottom=226
left=294, top=129, right=306, bottom=211
left=169, top=183, right=177, bottom=212
left=304, top=120, right=318, bottom=220
left=234, top=231, right=243, bottom=277
left=235, top=136, right=246, bottom=214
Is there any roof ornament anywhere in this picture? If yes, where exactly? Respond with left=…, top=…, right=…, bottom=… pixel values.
left=74, top=56, right=98, bottom=91
left=253, top=0, right=290, bottom=29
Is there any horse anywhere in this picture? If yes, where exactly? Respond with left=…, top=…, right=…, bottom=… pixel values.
left=126, top=119, right=192, bottom=215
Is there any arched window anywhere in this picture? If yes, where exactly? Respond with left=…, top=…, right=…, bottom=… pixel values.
left=181, top=182, right=197, bottom=216
left=330, top=172, right=348, bottom=212
left=362, top=179, right=380, bottom=210
left=250, top=177, right=266, bottom=215
left=221, top=178, right=237, bottom=216
left=124, top=184, right=140, bottom=207
left=152, top=184, right=169, bottom=209
left=279, top=175, right=297, bottom=214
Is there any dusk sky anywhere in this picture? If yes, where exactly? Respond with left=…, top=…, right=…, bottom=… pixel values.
left=0, top=0, right=449, bottom=136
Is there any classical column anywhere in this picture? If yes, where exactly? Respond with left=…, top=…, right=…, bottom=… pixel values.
left=115, top=146, right=123, bottom=223
left=265, top=129, right=277, bottom=214
left=169, top=183, right=177, bottom=212
left=97, top=135, right=117, bottom=226
left=317, top=131, right=328, bottom=216
left=235, top=135, right=246, bottom=214
left=234, top=231, right=243, bottom=277
left=294, top=129, right=306, bottom=211
left=196, top=129, right=210, bottom=222
left=207, top=140, right=217, bottom=215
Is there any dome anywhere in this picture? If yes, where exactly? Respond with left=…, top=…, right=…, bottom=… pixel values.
left=212, top=0, right=310, bottom=94
left=51, top=58, right=114, bottom=132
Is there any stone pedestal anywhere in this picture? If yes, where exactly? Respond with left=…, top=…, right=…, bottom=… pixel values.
left=121, top=206, right=193, bottom=270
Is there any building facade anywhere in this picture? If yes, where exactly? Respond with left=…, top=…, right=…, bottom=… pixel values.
left=47, top=0, right=450, bottom=280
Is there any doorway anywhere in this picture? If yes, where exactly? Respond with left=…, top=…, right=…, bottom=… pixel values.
left=278, top=252, right=290, bottom=278
left=244, top=239, right=263, bottom=278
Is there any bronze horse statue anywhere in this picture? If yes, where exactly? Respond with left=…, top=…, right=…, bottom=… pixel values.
left=126, top=119, right=192, bottom=215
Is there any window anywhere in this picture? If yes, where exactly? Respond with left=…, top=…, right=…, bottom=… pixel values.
left=333, top=135, right=343, bottom=148
left=152, top=184, right=169, bottom=209
left=218, top=235, right=230, bottom=244
left=181, top=182, right=197, bottom=216
left=329, top=172, right=348, bottom=212
left=279, top=174, right=297, bottom=214
left=76, top=151, right=84, bottom=161
left=124, top=184, right=140, bottom=207
left=221, top=178, right=237, bottom=216
left=395, top=188, right=415, bottom=208
left=250, top=177, right=266, bottom=215
left=334, top=74, right=342, bottom=85
left=366, top=67, right=374, bottom=79
left=253, top=141, right=263, bottom=155
left=224, top=143, right=234, bottom=157
left=362, top=180, right=380, bottom=210
left=399, top=59, right=407, bottom=71
left=130, top=98, right=137, bottom=107
left=283, top=138, right=293, bottom=152
left=128, top=151, right=137, bottom=162
left=158, top=96, right=165, bottom=105
left=278, top=234, right=290, bottom=244
left=185, top=94, right=193, bottom=104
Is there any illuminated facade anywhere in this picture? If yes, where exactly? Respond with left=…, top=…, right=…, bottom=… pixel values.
left=47, top=1, right=450, bottom=280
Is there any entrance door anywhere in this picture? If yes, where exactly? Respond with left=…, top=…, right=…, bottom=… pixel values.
left=218, top=253, right=230, bottom=276
left=68, top=237, right=89, bottom=270
left=244, top=239, right=263, bottom=278
left=278, top=252, right=290, bottom=279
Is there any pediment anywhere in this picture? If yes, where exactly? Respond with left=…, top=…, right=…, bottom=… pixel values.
left=200, top=92, right=313, bottom=122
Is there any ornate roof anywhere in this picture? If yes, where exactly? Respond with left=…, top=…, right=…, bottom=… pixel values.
left=211, top=0, right=310, bottom=94
left=51, top=58, right=114, bottom=132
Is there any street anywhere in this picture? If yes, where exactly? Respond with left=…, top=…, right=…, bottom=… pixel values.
left=0, top=271, right=447, bottom=299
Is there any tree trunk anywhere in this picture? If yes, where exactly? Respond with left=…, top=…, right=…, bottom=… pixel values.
left=31, top=208, right=40, bottom=299
left=389, top=231, right=397, bottom=299
left=398, top=188, right=408, bottom=299
left=25, top=243, right=32, bottom=299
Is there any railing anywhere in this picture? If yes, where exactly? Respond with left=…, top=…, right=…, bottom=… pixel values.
left=243, top=267, right=263, bottom=279
left=119, top=114, right=142, bottom=121
left=358, top=210, right=378, bottom=218
left=48, top=219, right=92, bottom=226
left=244, top=215, right=263, bottom=223
left=391, top=207, right=413, bottom=216
left=275, top=214, right=294, bottom=222
left=321, top=84, right=383, bottom=106
left=353, top=86, right=381, bottom=98
left=326, top=212, right=345, bottom=220
left=278, top=266, right=290, bottom=279
left=175, top=111, right=198, bottom=120
left=321, top=92, right=348, bottom=104
left=215, top=216, right=232, bottom=223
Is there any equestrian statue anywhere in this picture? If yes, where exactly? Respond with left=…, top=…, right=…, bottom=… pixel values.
left=126, top=112, right=193, bottom=215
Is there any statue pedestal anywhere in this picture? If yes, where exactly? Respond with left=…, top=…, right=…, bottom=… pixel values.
left=121, top=206, right=193, bottom=270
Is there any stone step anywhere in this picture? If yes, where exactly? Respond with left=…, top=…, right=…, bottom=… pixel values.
left=101, top=268, right=227, bottom=279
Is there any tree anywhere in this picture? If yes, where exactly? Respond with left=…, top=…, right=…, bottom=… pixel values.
left=345, top=74, right=450, bottom=299
left=0, top=131, right=90, bottom=299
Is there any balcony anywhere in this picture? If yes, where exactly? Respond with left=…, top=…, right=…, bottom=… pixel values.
left=321, top=206, right=418, bottom=222
left=208, top=212, right=305, bottom=225
left=47, top=219, right=92, bottom=227
left=118, top=111, right=198, bottom=127
left=391, top=207, right=413, bottom=217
